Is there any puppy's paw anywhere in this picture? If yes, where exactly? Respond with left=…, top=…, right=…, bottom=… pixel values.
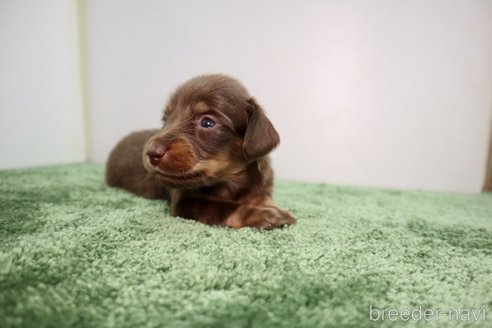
left=249, top=206, right=296, bottom=230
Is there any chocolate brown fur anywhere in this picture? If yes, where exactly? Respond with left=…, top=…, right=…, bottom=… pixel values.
left=106, top=74, right=295, bottom=229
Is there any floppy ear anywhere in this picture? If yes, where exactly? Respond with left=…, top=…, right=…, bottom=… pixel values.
left=243, top=98, right=280, bottom=162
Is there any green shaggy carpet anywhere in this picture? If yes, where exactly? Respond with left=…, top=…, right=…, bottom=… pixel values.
left=0, top=164, right=491, bottom=328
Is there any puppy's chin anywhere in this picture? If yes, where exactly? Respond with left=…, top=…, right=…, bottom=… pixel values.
left=142, top=153, right=246, bottom=190
left=151, top=169, right=206, bottom=189
left=141, top=155, right=201, bottom=189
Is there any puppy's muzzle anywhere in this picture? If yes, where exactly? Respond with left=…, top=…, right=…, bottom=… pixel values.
left=146, top=143, right=166, bottom=167
left=143, top=136, right=206, bottom=189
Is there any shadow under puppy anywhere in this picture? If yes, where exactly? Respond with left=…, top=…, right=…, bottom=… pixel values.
left=106, top=74, right=296, bottom=229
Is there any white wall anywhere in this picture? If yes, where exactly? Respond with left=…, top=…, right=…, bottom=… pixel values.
left=0, top=0, right=86, bottom=169
left=45, top=0, right=492, bottom=193
left=2, top=2, right=490, bottom=193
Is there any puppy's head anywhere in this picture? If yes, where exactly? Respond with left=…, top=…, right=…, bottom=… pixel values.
left=143, top=74, right=280, bottom=189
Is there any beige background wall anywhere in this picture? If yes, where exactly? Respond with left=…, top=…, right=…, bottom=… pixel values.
left=2, top=0, right=492, bottom=193
left=83, top=0, right=492, bottom=193
left=0, top=0, right=85, bottom=169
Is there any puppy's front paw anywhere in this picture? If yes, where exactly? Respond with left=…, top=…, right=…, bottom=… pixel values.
left=249, top=207, right=296, bottom=230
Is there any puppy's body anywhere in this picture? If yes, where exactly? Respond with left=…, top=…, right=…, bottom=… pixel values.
left=106, top=74, right=295, bottom=229
left=106, top=130, right=168, bottom=200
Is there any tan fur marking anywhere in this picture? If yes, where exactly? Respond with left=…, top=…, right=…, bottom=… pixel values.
left=193, top=153, right=245, bottom=178
left=195, top=101, right=209, bottom=114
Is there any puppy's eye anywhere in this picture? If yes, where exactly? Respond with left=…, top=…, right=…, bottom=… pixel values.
left=200, top=118, right=216, bottom=128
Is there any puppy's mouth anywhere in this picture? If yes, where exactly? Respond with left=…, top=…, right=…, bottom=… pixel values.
left=151, top=170, right=205, bottom=188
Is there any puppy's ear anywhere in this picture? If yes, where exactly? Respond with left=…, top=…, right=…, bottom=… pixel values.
left=243, top=98, right=280, bottom=162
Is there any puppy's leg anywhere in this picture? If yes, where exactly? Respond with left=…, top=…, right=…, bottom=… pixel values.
left=174, top=197, right=296, bottom=229
left=106, top=130, right=169, bottom=200
left=224, top=204, right=296, bottom=229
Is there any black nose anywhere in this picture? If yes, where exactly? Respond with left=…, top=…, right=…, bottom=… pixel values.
left=146, top=144, right=166, bottom=166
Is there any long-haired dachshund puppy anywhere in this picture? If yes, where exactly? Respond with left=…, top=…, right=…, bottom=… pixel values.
left=106, top=74, right=296, bottom=229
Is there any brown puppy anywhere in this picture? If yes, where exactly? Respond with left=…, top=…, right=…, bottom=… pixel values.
left=106, top=74, right=295, bottom=229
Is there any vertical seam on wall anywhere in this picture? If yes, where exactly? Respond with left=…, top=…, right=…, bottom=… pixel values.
left=483, top=114, right=492, bottom=191
left=76, top=0, right=91, bottom=162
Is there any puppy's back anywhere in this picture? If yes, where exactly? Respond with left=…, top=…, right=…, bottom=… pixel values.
left=106, top=129, right=169, bottom=200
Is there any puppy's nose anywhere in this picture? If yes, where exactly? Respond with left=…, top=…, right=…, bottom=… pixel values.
left=146, top=144, right=166, bottom=166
